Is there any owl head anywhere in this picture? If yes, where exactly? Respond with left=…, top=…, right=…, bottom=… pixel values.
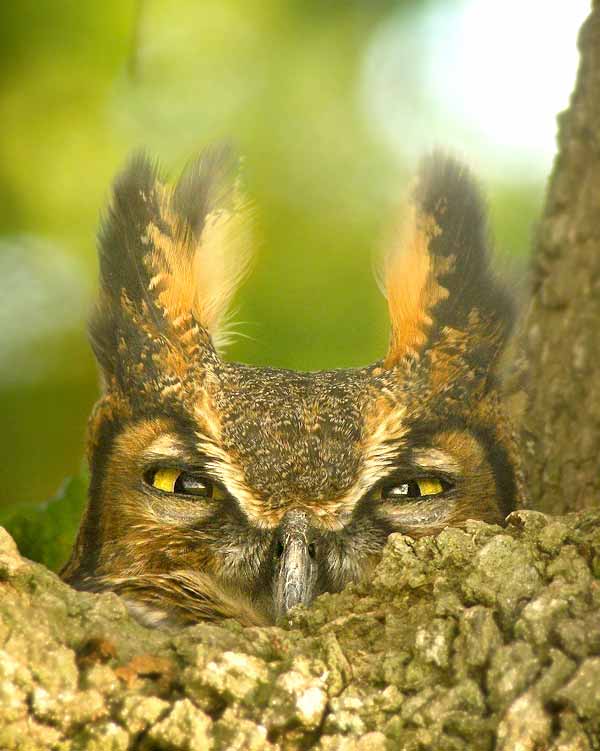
left=61, top=149, right=523, bottom=627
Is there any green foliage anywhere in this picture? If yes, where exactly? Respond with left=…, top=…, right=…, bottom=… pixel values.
left=0, top=473, right=87, bottom=571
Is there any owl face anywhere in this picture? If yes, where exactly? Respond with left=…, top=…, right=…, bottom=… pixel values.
left=61, top=149, right=522, bottom=626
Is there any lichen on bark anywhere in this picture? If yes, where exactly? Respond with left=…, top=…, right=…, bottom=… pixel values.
left=1, top=509, right=599, bottom=750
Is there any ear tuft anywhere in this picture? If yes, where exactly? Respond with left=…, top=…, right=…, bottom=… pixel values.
left=90, top=147, right=254, bottom=386
left=91, top=151, right=166, bottom=379
left=172, top=144, right=236, bottom=238
left=384, top=152, right=514, bottom=372
left=173, top=147, right=254, bottom=349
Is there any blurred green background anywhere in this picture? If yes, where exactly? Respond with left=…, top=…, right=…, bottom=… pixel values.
left=0, top=0, right=588, bottom=568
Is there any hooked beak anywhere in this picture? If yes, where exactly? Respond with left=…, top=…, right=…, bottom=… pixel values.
left=273, top=510, right=319, bottom=618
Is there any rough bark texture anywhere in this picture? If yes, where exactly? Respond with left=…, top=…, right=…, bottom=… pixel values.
left=522, top=1, right=600, bottom=514
left=1, top=512, right=600, bottom=750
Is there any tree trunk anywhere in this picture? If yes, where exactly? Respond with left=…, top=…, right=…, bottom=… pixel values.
left=521, top=2, right=600, bottom=514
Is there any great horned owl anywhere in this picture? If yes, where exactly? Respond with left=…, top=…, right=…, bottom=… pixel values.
left=61, top=149, right=523, bottom=627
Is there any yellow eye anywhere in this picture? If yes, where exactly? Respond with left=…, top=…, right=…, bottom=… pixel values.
left=416, top=478, right=445, bottom=496
left=152, top=468, right=181, bottom=493
left=378, top=477, right=448, bottom=501
left=150, top=469, right=226, bottom=500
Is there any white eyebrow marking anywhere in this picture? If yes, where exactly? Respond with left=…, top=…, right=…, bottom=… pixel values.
left=412, top=448, right=461, bottom=475
left=143, top=433, right=184, bottom=460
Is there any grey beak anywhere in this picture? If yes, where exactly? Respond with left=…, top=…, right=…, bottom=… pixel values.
left=273, top=510, right=319, bottom=618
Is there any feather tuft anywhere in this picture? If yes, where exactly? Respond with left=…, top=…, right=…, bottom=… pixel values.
left=91, top=147, right=255, bottom=386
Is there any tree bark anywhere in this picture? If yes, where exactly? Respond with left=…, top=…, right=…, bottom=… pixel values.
left=2, top=512, right=600, bottom=750
left=521, top=2, right=600, bottom=514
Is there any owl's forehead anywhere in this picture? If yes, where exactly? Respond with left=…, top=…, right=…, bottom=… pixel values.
left=201, top=363, right=377, bottom=502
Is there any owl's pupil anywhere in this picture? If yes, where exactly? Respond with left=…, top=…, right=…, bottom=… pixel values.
left=174, top=473, right=213, bottom=498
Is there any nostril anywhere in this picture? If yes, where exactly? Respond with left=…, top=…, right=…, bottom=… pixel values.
left=275, top=541, right=285, bottom=559
left=308, top=543, right=317, bottom=560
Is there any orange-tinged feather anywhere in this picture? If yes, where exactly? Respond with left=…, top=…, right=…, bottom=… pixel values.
left=144, top=181, right=254, bottom=352
left=384, top=205, right=449, bottom=367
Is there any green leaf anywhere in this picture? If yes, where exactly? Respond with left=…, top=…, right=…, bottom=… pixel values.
left=0, top=473, right=87, bottom=571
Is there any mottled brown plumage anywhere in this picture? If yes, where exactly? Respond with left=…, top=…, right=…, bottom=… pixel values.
left=61, top=149, right=524, bottom=627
